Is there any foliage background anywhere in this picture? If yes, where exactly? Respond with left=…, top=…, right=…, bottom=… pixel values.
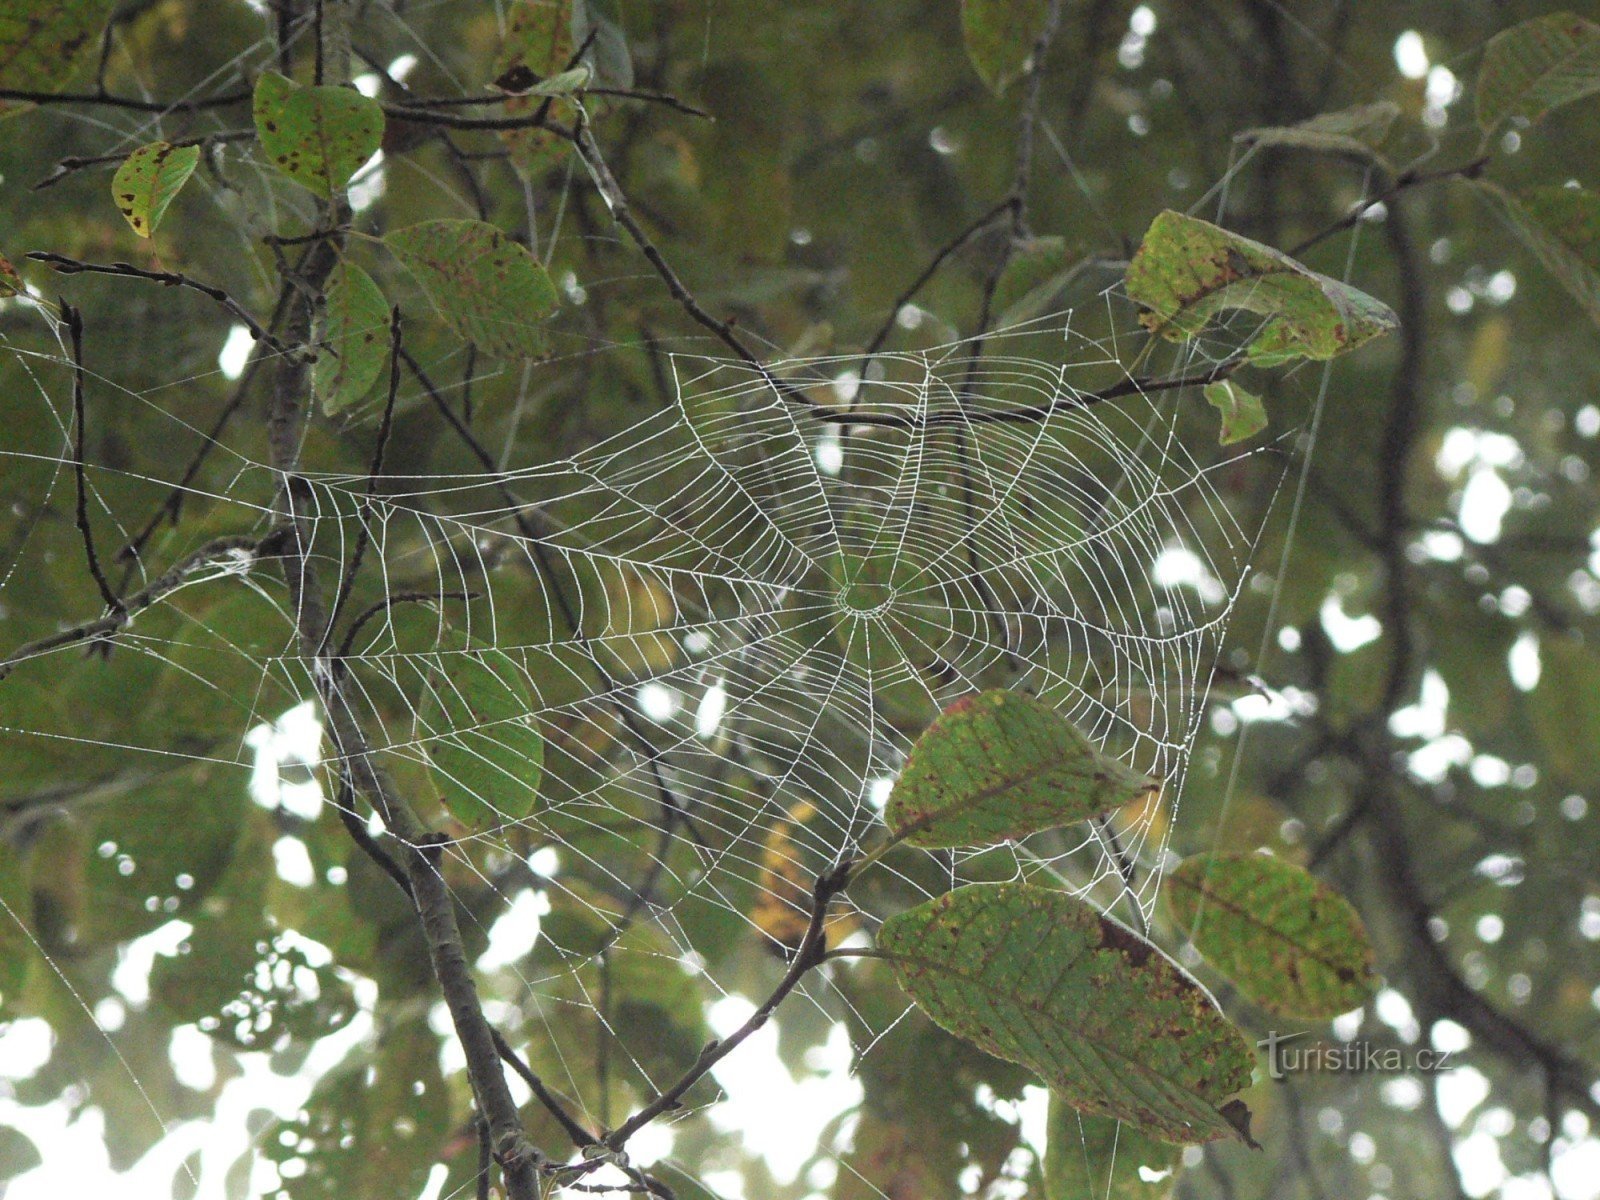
left=1, top=2, right=1598, bottom=1199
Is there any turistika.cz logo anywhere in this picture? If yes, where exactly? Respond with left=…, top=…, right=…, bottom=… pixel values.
left=1257, top=1030, right=1457, bottom=1081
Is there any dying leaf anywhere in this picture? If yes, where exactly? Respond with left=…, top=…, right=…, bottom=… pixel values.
left=110, top=141, right=200, bottom=238
left=1203, top=380, right=1268, bottom=445
left=385, top=219, right=558, bottom=357
left=885, top=691, right=1155, bottom=850
left=878, top=882, right=1256, bottom=1146
left=252, top=70, right=384, bottom=198
left=751, top=800, right=858, bottom=956
left=1476, top=11, right=1600, bottom=134
left=1164, top=852, right=1377, bottom=1019
left=1125, top=210, right=1398, bottom=364
left=314, top=260, right=389, bottom=415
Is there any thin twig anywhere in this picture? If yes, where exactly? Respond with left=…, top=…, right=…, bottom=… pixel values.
left=601, top=859, right=853, bottom=1152
left=30, top=253, right=289, bottom=354
left=323, top=308, right=404, bottom=651
left=34, top=130, right=257, bottom=191
left=0, top=86, right=249, bottom=112
left=0, top=536, right=260, bottom=680
left=60, top=302, right=122, bottom=616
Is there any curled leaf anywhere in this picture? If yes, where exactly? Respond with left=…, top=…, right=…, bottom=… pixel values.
left=110, top=141, right=200, bottom=238
left=1164, top=851, right=1377, bottom=1019
left=1203, top=380, right=1267, bottom=445
left=1235, top=101, right=1399, bottom=163
left=885, top=691, right=1156, bottom=850
left=1126, top=210, right=1398, bottom=364
left=879, top=882, right=1256, bottom=1146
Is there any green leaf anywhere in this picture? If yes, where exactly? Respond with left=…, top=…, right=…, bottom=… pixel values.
left=252, top=70, right=384, bottom=198
left=0, top=1, right=113, bottom=96
left=1476, top=180, right=1600, bottom=325
left=419, top=638, right=544, bottom=828
left=1203, top=380, right=1268, bottom=445
left=314, top=260, right=389, bottom=415
left=531, top=64, right=591, bottom=96
left=1125, top=210, right=1399, bottom=363
left=0, top=1124, right=42, bottom=1182
left=1235, top=101, right=1399, bottom=162
left=961, top=0, right=1049, bottom=94
left=1045, top=1102, right=1179, bottom=1200
left=385, top=219, right=558, bottom=357
left=885, top=691, right=1155, bottom=850
left=1476, top=11, right=1600, bottom=134
left=878, top=882, right=1257, bottom=1146
left=110, top=141, right=200, bottom=238
left=1164, top=852, right=1377, bottom=1019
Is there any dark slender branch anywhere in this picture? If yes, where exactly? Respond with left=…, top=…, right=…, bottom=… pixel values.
left=1288, top=155, right=1489, bottom=258
left=34, top=130, right=257, bottom=191
left=492, top=1029, right=597, bottom=1150
left=400, top=87, right=710, bottom=120
left=332, top=773, right=413, bottom=901
left=324, top=308, right=404, bottom=651
left=60, top=302, right=122, bottom=616
left=29, top=253, right=289, bottom=354
left=860, top=195, right=1015, bottom=361
left=336, top=590, right=479, bottom=662
left=0, top=87, right=249, bottom=112
left=564, top=115, right=820, bottom=417
left=601, top=859, right=853, bottom=1151
left=398, top=348, right=706, bottom=854
left=0, top=535, right=260, bottom=680
left=476, top=1114, right=493, bottom=1200
left=812, top=356, right=1245, bottom=429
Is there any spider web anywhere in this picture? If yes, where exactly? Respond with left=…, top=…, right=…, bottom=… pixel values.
left=0, top=126, right=1312, bottom=1197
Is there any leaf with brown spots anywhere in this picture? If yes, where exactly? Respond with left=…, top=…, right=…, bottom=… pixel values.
left=885, top=690, right=1156, bottom=850
left=385, top=219, right=557, bottom=358
left=1164, top=851, right=1377, bottom=1019
left=491, top=0, right=574, bottom=179
left=109, top=141, right=200, bottom=238
left=1125, top=210, right=1398, bottom=365
left=314, top=260, right=388, bottom=416
left=252, top=70, right=384, bottom=199
left=878, top=882, right=1256, bottom=1146
left=0, top=1, right=113, bottom=101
